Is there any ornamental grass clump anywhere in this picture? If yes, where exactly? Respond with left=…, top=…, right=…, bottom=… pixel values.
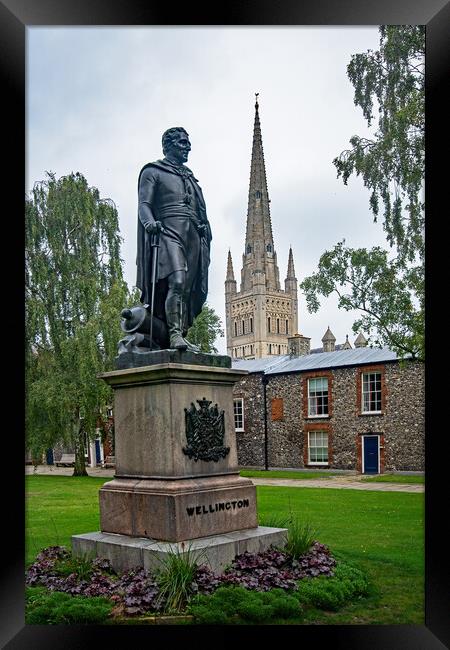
left=155, top=543, right=206, bottom=613
left=259, top=510, right=318, bottom=559
left=284, top=517, right=317, bottom=560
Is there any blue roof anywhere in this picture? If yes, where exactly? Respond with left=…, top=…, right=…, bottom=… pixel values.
left=232, top=347, right=403, bottom=375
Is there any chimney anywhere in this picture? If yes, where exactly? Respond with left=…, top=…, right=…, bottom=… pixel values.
left=288, top=333, right=311, bottom=356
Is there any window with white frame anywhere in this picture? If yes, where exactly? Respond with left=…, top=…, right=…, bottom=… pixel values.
left=362, top=371, right=382, bottom=412
left=233, top=398, right=244, bottom=431
left=308, top=377, right=329, bottom=417
left=308, top=431, right=329, bottom=464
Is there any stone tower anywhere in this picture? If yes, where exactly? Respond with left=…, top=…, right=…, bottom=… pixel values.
left=225, top=95, right=298, bottom=359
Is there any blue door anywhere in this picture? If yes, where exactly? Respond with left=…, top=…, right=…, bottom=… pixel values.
left=363, top=436, right=379, bottom=474
left=95, top=439, right=101, bottom=464
left=46, top=448, right=54, bottom=465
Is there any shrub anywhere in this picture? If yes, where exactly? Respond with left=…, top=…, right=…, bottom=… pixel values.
left=25, top=587, right=113, bottom=624
left=112, top=567, right=161, bottom=615
left=188, top=586, right=301, bottom=624
left=295, top=561, right=370, bottom=611
left=26, top=545, right=118, bottom=597
left=194, top=542, right=336, bottom=594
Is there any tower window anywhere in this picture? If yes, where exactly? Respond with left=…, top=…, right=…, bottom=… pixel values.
left=242, top=319, right=245, bottom=335
left=246, top=244, right=252, bottom=254
left=250, top=317, right=253, bottom=333
left=286, top=319, right=289, bottom=334
left=266, top=243, right=272, bottom=253
left=255, top=191, right=261, bottom=199
left=276, top=318, right=280, bottom=334
left=234, top=321, right=237, bottom=337
left=267, top=317, right=271, bottom=333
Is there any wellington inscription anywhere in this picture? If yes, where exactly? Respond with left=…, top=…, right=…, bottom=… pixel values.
left=186, top=498, right=250, bottom=517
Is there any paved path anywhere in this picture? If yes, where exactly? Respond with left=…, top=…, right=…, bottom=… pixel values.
left=249, top=476, right=423, bottom=493
left=25, top=465, right=424, bottom=493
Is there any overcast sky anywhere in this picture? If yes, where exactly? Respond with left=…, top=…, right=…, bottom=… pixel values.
left=26, top=26, right=390, bottom=355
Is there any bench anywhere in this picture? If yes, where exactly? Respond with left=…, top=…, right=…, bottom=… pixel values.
left=55, top=453, right=76, bottom=467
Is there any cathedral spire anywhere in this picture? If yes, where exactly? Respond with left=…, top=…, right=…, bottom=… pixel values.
left=226, top=249, right=235, bottom=281
left=286, top=246, right=296, bottom=279
left=241, top=94, right=280, bottom=292
left=225, top=249, right=237, bottom=295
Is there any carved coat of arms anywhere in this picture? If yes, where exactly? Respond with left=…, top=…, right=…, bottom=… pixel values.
left=183, top=397, right=229, bottom=462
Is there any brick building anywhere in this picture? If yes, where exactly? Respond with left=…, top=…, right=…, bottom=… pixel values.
left=232, top=343, right=424, bottom=474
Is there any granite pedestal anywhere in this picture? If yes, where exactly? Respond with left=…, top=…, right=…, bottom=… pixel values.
left=72, top=350, right=286, bottom=572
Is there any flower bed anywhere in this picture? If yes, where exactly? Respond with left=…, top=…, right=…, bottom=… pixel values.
left=25, top=541, right=369, bottom=624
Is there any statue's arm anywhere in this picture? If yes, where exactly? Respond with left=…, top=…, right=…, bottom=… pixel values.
left=138, top=168, right=159, bottom=231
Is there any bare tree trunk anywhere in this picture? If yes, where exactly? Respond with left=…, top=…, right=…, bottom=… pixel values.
left=72, top=420, right=88, bottom=477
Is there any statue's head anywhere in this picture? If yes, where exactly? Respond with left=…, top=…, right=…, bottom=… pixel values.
left=162, top=127, right=191, bottom=164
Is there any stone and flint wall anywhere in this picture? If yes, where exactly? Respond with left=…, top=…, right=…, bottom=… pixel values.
left=234, top=372, right=267, bottom=466
left=233, top=359, right=424, bottom=472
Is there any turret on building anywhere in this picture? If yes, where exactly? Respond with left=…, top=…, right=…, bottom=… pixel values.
left=322, top=326, right=336, bottom=353
left=225, top=95, right=299, bottom=359
left=354, top=332, right=368, bottom=348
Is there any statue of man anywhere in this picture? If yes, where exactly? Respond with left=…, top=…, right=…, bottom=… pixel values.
left=135, top=127, right=212, bottom=351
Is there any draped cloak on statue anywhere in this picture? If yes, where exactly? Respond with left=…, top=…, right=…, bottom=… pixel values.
left=135, top=158, right=212, bottom=335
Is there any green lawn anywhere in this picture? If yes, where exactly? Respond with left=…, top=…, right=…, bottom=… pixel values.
left=360, top=473, right=425, bottom=484
left=240, top=470, right=341, bottom=480
left=25, top=475, right=424, bottom=625
left=26, top=476, right=105, bottom=565
left=257, top=485, right=424, bottom=624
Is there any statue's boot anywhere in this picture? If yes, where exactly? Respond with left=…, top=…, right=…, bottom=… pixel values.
left=166, top=293, right=189, bottom=351
left=180, top=291, right=201, bottom=352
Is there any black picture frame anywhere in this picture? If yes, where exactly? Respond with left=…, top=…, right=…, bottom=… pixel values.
left=3, top=0, right=449, bottom=647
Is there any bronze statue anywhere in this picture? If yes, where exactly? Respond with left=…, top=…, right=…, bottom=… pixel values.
left=121, top=127, right=211, bottom=353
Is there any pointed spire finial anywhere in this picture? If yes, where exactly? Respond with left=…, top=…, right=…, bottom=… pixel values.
left=226, top=249, right=236, bottom=282
left=286, top=246, right=296, bottom=280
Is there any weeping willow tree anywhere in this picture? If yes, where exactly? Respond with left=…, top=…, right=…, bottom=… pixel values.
left=26, top=172, right=129, bottom=475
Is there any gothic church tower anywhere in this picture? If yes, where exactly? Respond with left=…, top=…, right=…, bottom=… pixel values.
left=225, top=96, right=298, bottom=359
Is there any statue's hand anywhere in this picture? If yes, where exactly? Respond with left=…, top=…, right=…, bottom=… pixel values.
left=145, top=221, right=163, bottom=235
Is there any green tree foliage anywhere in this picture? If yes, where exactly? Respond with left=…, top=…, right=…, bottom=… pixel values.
left=186, top=303, right=224, bottom=353
left=300, top=241, right=424, bottom=360
left=302, top=26, right=424, bottom=360
left=26, top=172, right=129, bottom=475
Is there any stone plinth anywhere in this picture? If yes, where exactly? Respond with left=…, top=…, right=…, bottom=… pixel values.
left=73, top=351, right=286, bottom=566
left=98, top=359, right=245, bottom=479
left=100, top=474, right=257, bottom=542
left=97, top=354, right=259, bottom=542
left=72, top=527, right=288, bottom=575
